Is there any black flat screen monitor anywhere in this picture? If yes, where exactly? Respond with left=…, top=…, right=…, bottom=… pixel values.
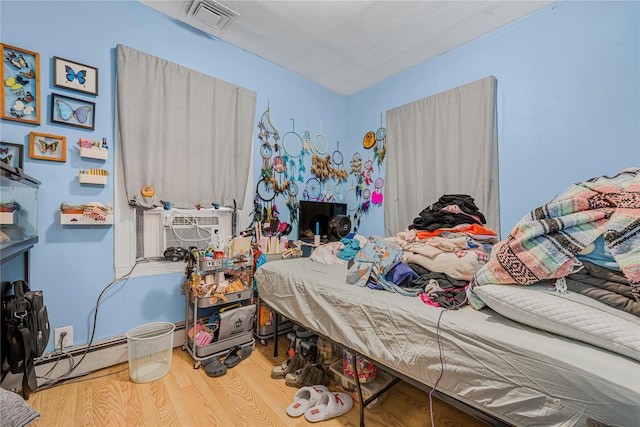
left=298, top=201, right=347, bottom=240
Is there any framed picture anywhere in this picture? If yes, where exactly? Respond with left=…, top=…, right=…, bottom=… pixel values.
left=0, top=141, right=24, bottom=169
left=53, top=56, right=98, bottom=96
left=1, top=43, right=40, bottom=124
left=29, top=132, right=66, bottom=162
left=51, top=92, right=95, bottom=130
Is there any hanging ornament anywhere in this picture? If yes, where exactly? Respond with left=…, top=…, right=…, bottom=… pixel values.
left=363, top=131, right=376, bottom=149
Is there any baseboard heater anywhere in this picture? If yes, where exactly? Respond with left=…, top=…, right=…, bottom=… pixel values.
left=33, top=322, right=185, bottom=387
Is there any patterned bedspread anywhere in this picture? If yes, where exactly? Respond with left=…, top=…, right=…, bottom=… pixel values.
left=473, top=167, right=640, bottom=301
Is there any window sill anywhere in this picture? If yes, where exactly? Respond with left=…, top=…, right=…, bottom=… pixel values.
left=117, top=259, right=187, bottom=279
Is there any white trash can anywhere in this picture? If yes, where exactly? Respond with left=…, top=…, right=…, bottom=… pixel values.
left=126, top=322, right=175, bottom=383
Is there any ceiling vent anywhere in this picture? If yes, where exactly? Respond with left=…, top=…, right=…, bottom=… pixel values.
left=187, top=0, right=239, bottom=33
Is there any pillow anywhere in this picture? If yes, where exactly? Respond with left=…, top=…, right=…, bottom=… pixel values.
left=473, top=283, right=640, bottom=361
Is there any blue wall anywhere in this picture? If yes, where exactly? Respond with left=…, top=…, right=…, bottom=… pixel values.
left=1, top=0, right=638, bottom=351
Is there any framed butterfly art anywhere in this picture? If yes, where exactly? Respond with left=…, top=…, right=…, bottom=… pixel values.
left=29, top=132, right=66, bottom=162
left=0, top=141, right=24, bottom=169
left=53, top=57, right=98, bottom=96
left=51, top=93, right=95, bottom=130
left=1, top=43, right=40, bottom=124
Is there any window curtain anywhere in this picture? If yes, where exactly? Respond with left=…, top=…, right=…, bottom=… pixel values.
left=116, top=44, right=257, bottom=209
left=384, top=76, right=499, bottom=236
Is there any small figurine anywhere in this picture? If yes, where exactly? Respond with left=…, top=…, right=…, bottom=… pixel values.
left=141, top=185, right=155, bottom=197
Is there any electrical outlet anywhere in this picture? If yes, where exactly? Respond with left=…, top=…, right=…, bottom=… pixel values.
left=54, top=326, right=73, bottom=349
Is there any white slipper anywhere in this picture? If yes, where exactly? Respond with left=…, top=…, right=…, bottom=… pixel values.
left=286, top=385, right=329, bottom=417
left=304, top=391, right=353, bottom=422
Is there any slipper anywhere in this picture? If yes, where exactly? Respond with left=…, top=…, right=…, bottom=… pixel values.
left=223, top=345, right=252, bottom=368
left=271, top=354, right=306, bottom=379
left=286, top=385, right=329, bottom=417
left=202, top=356, right=227, bottom=377
left=304, top=391, right=353, bottom=422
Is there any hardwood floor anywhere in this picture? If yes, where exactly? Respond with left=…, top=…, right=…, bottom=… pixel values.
left=27, top=336, right=488, bottom=427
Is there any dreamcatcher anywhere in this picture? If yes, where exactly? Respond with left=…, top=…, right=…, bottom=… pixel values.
left=349, top=152, right=363, bottom=177
left=374, top=114, right=387, bottom=167
left=255, top=178, right=276, bottom=224
left=257, top=105, right=280, bottom=150
left=286, top=181, right=300, bottom=225
left=303, top=177, right=322, bottom=201
left=314, top=120, right=329, bottom=155
left=271, top=154, right=291, bottom=196
left=331, top=141, right=348, bottom=183
left=333, top=182, right=345, bottom=202
left=323, top=180, right=334, bottom=202
left=372, top=177, right=384, bottom=206
left=281, top=118, right=305, bottom=182
left=345, top=188, right=362, bottom=233
left=302, top=122, right=313, bottom=154
left=346, top=153, right=364, bottom=232
left=255, top=105, right=284, bottom=226
left=258, top=106, right=281, bottom=180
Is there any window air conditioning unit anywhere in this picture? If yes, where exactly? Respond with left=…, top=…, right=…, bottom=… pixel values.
left=141, top=207, right=233, bottom=259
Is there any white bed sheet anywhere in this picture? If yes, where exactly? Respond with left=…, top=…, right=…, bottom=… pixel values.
left=255, top=258, right=640, bottom=427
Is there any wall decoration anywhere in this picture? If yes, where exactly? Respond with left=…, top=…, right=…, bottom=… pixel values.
left=0, top=141, right=24, bottom=169
left=51, top=93, right=95, bottom=130
left=29, top=132, right=66, bottom=162
left=53, top=56, right=98, bottom=96
left=1, top=43, right=40, bottom=124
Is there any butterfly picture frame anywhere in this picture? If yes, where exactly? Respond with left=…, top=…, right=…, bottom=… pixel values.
left=29, top=132, right=66, bottom=162
left=0, top=141, right=24, bottom=169
left=1, top=43, right=40, bottom=124
left=51, top=93, right=95, bottom=130
left=53, top=57, right=98, bottom=96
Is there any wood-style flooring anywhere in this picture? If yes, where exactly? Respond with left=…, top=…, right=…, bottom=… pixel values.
left=27, top=335, right=488, bottom=426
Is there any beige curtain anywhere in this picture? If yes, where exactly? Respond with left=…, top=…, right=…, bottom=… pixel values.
left=116, top=44, right=256, bottom=209
left=384, top=76, right=499, bottom=236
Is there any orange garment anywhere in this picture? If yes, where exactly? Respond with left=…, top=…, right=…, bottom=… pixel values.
left=415, top=223, right=497, bottom=240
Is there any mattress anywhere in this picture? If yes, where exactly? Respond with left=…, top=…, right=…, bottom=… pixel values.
left=254, top=258, right=640, bottom=427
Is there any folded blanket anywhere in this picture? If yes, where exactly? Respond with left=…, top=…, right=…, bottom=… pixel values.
left=473, top=167, right=640, bottom=302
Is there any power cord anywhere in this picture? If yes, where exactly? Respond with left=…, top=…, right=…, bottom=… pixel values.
left=36, top=332, right=74, bottom=382
left=36, top=262, right=139, bottom=390
left=429, top=295, right=469, bottom=427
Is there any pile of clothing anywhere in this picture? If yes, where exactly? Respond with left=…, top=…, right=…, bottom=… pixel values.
left=339, top=194, right=498, bottom=308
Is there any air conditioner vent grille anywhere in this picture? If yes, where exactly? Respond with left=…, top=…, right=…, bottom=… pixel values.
left=188, top=0, right=239, bottom=33
left=170, top=216, right=219, bottom=227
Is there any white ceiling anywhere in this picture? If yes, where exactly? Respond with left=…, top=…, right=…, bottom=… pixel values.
left=139, top=0, right=555, bottom=96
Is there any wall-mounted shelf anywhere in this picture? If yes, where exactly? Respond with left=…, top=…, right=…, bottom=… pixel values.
left=60, top=212, right=114, bottom=225
left=79, top=173, right=108, bottom=185
left=80, top=147, right=108, bottom=160
left=60, top=202, right=113, bottom=226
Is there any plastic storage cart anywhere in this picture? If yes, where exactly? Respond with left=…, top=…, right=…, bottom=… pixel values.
left=183, top=256, right=255, bottom=369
